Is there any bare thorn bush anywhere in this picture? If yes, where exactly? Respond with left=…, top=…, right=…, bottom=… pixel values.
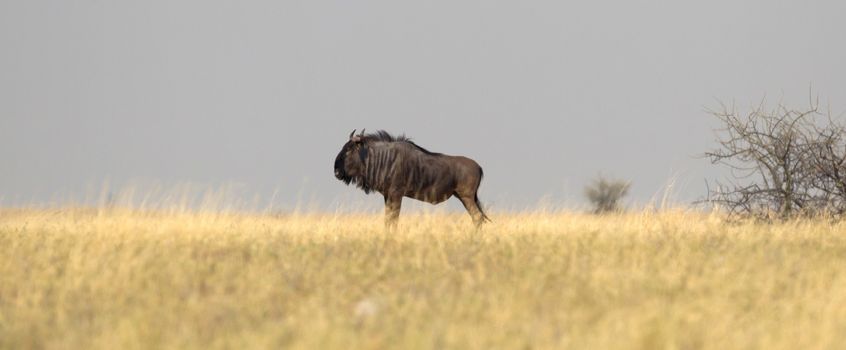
left=703, top=95, right=846, bottom=220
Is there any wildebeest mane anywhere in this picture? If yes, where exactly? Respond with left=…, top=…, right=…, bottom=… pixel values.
left=363, top=130, right=442, bottom=156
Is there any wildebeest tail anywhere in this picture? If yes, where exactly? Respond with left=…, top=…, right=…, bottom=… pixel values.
left=476, top=167, right=491, bottom=222
left=475, top=194, right=491, bottom=222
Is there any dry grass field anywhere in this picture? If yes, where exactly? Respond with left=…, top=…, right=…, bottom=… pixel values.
left=2, top=207, right=846, bottom=349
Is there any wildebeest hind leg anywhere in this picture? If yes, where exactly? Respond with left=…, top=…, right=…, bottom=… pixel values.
left=456, top=194, right=485, bottom=229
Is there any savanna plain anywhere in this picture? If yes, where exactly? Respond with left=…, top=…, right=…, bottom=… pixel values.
left=2, top=207, right=846, bottom=350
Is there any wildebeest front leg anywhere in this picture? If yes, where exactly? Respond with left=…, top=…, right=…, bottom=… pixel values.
left=384, top=194, right=402, bottom=230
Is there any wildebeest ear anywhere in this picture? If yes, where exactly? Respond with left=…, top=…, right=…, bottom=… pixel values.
left=358, top=146, right=368, bottom=162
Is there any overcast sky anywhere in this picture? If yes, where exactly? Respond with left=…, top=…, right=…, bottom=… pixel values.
left=2, top=0, right=845, bottom=211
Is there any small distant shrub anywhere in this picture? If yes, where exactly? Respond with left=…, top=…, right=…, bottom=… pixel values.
left=584, top=176, right=631, bottom=214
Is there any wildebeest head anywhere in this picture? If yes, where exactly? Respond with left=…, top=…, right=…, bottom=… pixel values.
left=334, top=129, right=369, bottom=186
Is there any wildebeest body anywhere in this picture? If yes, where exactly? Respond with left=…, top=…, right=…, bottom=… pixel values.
left=334, top=130, right=489, bottom=228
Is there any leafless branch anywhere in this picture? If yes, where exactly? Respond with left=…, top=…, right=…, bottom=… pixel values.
left=701, top=96, right=842, bottom=220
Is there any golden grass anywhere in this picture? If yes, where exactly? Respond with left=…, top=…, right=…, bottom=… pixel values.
left=2, top=208, right=846, bottom=349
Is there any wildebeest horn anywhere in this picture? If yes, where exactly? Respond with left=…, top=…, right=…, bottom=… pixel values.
left=359, top=128, right=365, bottom=136
left=349, top=129, right=356, bottom=139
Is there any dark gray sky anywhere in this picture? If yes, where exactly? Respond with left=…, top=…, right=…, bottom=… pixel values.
left=2, top=0, right=845, bottom=211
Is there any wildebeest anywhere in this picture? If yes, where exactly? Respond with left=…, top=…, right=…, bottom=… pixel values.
left=334, top=129, right=490, bottom=228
